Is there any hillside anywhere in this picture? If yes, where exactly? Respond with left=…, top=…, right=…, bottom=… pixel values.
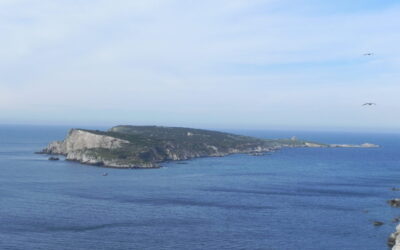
left=40, top=125, right=326, bottom=168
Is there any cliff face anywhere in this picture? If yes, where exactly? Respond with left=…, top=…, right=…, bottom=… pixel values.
left=42, top=129, right=129, bottom=154
left=40, top=129, right=136, bottom=167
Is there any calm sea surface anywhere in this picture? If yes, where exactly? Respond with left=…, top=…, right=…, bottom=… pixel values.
left=1, top=125, right=400, bottom=250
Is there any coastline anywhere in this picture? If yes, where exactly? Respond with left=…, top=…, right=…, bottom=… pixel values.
left=389, top=225, right=400, bottom=249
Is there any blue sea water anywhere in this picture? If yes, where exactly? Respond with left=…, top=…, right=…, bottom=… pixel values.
left=1, top=125, right=400, bottom=250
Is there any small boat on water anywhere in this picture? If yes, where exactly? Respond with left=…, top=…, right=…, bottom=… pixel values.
left=102, top=173, right=108, bottom=176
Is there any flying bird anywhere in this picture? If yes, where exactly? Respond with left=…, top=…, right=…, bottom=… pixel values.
left=363, top=53, right=374, bottom=56
left=362, top=102, right=376, bottom=106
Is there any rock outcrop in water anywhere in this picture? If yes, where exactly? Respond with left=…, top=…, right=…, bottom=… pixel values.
left=39, top=125, right=331, bottom=168
left=389, top=224, right=400, bottom=249
left=388, top=199, right=400, bottom=208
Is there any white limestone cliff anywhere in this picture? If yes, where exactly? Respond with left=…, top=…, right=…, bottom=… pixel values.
left=42, top=129, right=129, bottom=155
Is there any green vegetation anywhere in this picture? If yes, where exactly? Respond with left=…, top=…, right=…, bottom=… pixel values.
left=77, top=125, right=322, bottom=166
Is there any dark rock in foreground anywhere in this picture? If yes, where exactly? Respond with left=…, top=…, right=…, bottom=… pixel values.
left=388, top=199, right=400, bottom=207
left=388, top=224, right=400, bottom=249
left=388, top=200, right=400, bottom=249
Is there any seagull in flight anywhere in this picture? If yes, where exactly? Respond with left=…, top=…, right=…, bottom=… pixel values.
left=363, top=53, right=374, bottom=56
left=362, top=102, right=376, bottom=106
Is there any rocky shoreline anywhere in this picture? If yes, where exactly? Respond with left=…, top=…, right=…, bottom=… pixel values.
left=389, top=198, right=400, bottom=249
left=389, top=225, right=400, bottom=249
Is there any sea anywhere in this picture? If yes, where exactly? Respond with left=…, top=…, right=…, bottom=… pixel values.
left=1, top=125, right=400, bottom=250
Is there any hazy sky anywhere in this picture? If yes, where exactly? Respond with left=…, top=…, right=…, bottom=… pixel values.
left=1, top=0, right=399, bottom=131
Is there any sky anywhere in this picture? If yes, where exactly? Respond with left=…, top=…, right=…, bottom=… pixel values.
left=0, top=0, right=399, bottom=131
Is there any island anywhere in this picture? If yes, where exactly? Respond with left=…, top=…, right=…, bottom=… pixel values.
left=38, top=125, right=378, bottom=168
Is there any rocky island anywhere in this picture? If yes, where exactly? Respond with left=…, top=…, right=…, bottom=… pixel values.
left=39, top=125, right=378, bottom=168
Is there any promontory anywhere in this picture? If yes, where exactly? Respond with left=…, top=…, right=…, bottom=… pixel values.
left=38, top=125, right=378, bottom=168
